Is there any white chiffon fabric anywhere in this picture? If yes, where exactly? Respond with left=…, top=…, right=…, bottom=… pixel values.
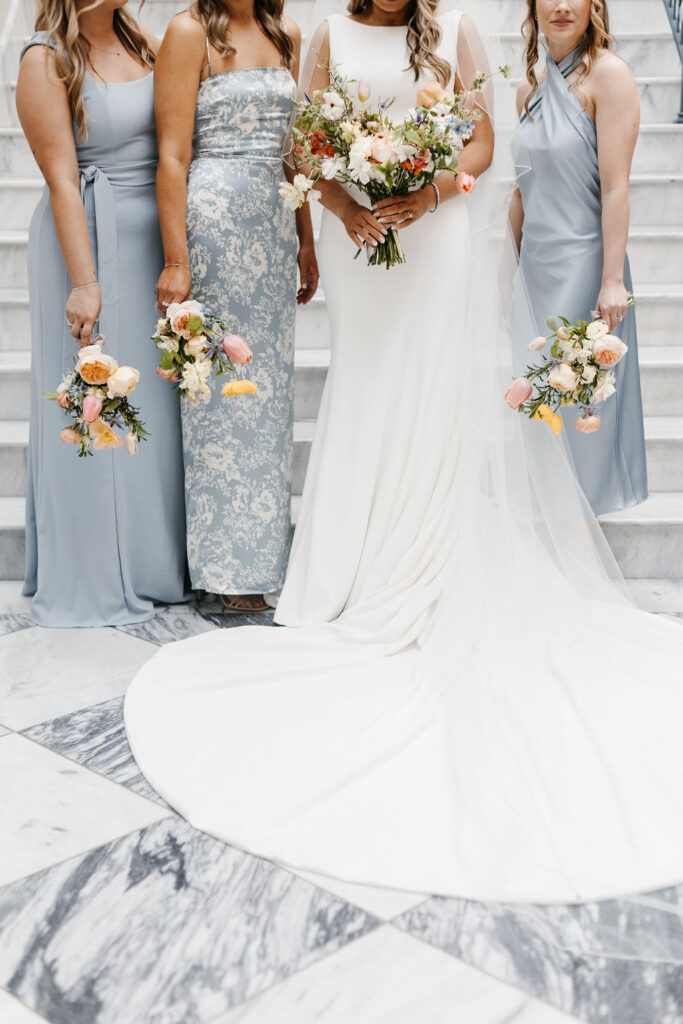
left=125, top=9, right=683, bottom=906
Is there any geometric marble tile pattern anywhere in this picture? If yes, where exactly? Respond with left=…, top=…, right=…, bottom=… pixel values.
left=0, top=626, right=156, bottom=730
left=0, top=613, right=32, bottom=637
left=0, top=733, right=168, bottom=887
left=397, top=894, right=683, bottom=1024
left=23, top=696, right=165, bottom=805
left=0, top=817, right=379, bottom=1024
left=0, top=724, right=8, bottom=736
left=292, top=867, right=426, bottom=922
left=115, top=606, right=220, bottom=646
left=213, top=925, right=583, bottom=1024
left=0, top=988, right=46, bottom=1022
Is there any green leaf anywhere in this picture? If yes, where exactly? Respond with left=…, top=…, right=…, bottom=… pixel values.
left=187, top=315, right=204, bottom=333
left=160, top=349, right=175, bottom=371
left=546, top=316, right=559, bottom=332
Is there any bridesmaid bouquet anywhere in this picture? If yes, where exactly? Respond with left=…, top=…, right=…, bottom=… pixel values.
left=153, top=300, right=257, bottom=406
left=505, top=302, right=633, bottom=435
left=46, top=336, right=148, bottom=458
left=281, top=64, right=510, bottom=269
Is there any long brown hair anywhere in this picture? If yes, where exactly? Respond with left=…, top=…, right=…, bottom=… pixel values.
left=191, top=0, right=295, bottom=70
left=35, top=1, right=155, bottom=140
left=347, top=0, right=452, bottom=86
left=522, top=0, right=612, bottom=117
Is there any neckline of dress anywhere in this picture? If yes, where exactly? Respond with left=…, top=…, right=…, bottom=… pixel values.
left=342, top=16, right=409, bottom=28
left=547, top=44, right=585, bottom=80
left=200, top=66, right=294, bottom=88
left=86, top=69, right=153, bottom=86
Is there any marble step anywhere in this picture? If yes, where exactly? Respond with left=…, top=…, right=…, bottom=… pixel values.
left=2, top=488, right=683, bottom=580
left=496, top=31, right=681, bottom=77
left=2, top=224, right=680, bottom=290
left=599, top=491, right=683, bottom=577
left=4, top=413, right=683, bottom=498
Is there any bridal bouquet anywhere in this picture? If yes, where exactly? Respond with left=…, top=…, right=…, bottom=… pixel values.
left=46, top=336, right=148, bottom=457
left=505, top=304, right=633, bottom=434
left=153, top=300, right=257, bottom=406
left=281, top=64, right=510, bottom=269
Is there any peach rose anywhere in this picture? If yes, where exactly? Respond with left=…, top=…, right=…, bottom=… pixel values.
left=76, top=345, right=118, bottom=385
left=107, top=366, right=140, bottom=398
left=504, top=377, right=533, bottom=410
left=222, top=379, right=258, bottom=397
left=586, top=319, right=609, bottom=341
left=125, top=432, right=139, bottom=456
left=93, top=428, right=123, bottom=451
left=57, top=392, right=72, bottom=409
left=455, top=172, right=476, bottom=194
left=592, top=335, right=628, bottom=367
left=167, top=300, right=205, bottom=340
left=81, top=394, right=103, bottom=423
left=575, top=414, right=601, bottom=434
left=60, top=427, right=81, bottom=444
left=417, top=81, right=450, bottom=107
left=222, top=335, right=253, bottom=364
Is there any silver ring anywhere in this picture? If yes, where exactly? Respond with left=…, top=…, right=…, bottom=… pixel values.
left=66, top=320, right=73, bottom=328
left=160, top=301, right=169, bottom=309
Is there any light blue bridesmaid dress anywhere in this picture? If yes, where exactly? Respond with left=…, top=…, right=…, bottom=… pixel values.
left=512, top=46, right=648, bottom=516
left=21, top=33, right=188, bottom=627
left=181, top=50, right=298, bottom=595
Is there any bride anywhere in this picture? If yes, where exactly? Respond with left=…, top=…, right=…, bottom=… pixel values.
left=125, top=0, right=683, bottom=906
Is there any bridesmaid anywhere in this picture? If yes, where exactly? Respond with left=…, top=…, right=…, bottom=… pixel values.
left=510, top=0, right=647, bottom=515
left=16, top=0, right=188, bottom=627
left=154, top=0, right=318, bottom=613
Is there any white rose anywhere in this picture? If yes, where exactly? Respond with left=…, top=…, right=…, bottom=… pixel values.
left=586, top=319, right=610, bottom=341
left=582, top=364, right=597, bottom=383
left=369, top=134, right=398, bottom=165
left=548, top=362, right=577, bottom=393
left=107, top=365, right=140, bottom=398
left=527, top=336, right=547, bottom=352
left=592, top=370, right=617, bottom=404
left=185, top=334, right=209, bottom=360
left=322, top=91, right=345, bottom=121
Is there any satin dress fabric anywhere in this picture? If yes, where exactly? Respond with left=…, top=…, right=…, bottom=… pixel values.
left=512, top=47, right=647, bottom=516
left=21, top=33, right=188, bottom=627
left=181, top=63, right=298, bottom=594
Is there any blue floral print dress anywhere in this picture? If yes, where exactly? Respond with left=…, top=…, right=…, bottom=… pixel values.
left=182, top=63, right=298, bottom=593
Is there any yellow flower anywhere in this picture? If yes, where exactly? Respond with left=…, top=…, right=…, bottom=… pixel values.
left=222, top=379, right=258, bottom=397
left=93, top=428, right=123, bottom=451
left=550, top=414, right=563, bottom=434
left=532, top=404, right=562, bottom=434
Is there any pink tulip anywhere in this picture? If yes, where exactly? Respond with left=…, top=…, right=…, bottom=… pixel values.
left=575, top=414, right=601, bottom=434
left=60, top=427, right=81, bottom=444
left=156, top=366, right=180, bottom=382
left=455, top=172, right=476, bottom=194
left=222, top=334, right=253, bottom=364
left=82, top=394, right=103, bottom=423
left=505, top=377, right=533, bottom=410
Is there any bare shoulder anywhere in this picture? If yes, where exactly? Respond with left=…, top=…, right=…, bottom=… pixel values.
left=283, top=15, right=301, bottom=44
left=19, top=41, right=58, bottom=76
left=515, top=77, right=534, bottom=116
left=588, top=48, right=635, bottom=91
left=165, top=8, right=206, bottom=47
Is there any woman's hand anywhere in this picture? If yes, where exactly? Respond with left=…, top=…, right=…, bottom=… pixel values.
left=596, top=279, right=629, bottom=332
left=373, top=187, right=436, bottom=229
left=297, top=242, right=319, bottom=305
left=156, top=265, right=192, bottom=314
left=66, top=283, right=101, bottom=347
left=340, top=200, right=387, bottom=249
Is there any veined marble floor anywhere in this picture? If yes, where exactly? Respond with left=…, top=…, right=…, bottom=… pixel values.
left=2, top=580, right=683, bottom=1024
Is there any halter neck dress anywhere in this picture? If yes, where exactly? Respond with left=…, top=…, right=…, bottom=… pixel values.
left=512, top=47, right=647, bottom=516
left=20, top=33, right=188, bottom=626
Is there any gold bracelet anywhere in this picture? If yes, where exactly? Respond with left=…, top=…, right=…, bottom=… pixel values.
left=165, top=262, right=190, bottom=269
left=71, top=280, right=98, bottom=291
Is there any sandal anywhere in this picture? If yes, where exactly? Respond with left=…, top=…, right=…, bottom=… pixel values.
left=219, top=594, right=270, bottom=614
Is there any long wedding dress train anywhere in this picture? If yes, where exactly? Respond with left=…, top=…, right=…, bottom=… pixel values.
left=125, top=11, right=683, bottom=905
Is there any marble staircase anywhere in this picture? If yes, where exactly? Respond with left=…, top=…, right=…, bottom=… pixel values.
left=0, top=0, right=682, bottom=585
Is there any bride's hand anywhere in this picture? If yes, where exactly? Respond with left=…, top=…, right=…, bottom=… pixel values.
left=340, top=200, right=387, bottom=249
left=374, top=188, right=435, bottom=229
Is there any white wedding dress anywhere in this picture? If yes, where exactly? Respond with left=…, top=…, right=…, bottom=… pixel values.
left=125, top=11, right=683, bottom=906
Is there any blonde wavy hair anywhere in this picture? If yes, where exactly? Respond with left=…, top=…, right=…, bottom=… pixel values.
left=35, top=0, right=154, bottom=140
left=522, top=0, right=612, bottom=117
left=347, top=0, right=452, bottom=86
left=191, top=0, right=294, bottom=70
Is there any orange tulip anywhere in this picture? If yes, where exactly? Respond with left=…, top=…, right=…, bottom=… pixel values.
left=222, top=379, right=258, bottom=397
